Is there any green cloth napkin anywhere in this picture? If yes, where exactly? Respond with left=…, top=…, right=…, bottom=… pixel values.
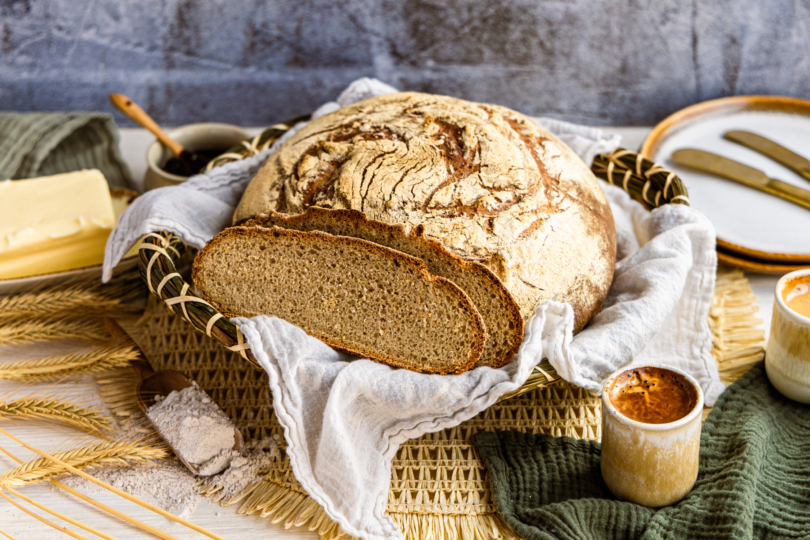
left=0, top=112, right=132, bottom=188
left=475, top=363, right=810, bottom=540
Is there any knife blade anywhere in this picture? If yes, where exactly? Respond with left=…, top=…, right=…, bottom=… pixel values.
left=724, top=130, right=810, bottom=183
left=670, top=148, right=810, bottom=211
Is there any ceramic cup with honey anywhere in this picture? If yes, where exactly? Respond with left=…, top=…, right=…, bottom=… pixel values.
left=600, top=364, right=704, bottom=507
left=145, top=123, right=250, bottom=191
left=765, top=268, right=810, bottom=404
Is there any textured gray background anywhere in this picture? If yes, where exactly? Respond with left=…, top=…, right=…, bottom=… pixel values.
left=1, top=0, right=808, bottom=127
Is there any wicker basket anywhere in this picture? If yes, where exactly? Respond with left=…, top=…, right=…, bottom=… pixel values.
left=138, top=118, right=689, bottom=400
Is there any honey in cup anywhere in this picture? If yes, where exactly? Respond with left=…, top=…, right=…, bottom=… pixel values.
left=606, top=366, right=699, bottom=424
left=783, top=275, right=810, bottom=319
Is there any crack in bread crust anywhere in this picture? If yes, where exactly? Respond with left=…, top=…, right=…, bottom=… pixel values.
left=193, top=226, right=486, bottom=375
left=234, top=92, right=617, bottom=332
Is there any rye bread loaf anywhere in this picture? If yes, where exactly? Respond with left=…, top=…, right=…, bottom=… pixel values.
left=234, top=92, right=616, bottom=332
left=241, top=207, right=524, bottom=369
left=192, top=226, right=486, bottom=374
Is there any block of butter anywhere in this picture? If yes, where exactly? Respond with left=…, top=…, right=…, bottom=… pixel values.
left=0, top=170, right=117, bottom=279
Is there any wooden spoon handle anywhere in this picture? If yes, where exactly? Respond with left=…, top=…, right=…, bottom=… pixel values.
left=109, top=93, right=185, bottom=158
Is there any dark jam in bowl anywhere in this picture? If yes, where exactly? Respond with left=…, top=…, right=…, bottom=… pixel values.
left=607, top=366, right=698, bottom=424
left=162, top=148, right=228, bottom=177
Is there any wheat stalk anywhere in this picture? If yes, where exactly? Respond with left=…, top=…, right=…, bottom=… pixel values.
left=0, top=490, right=91, bottom=540
left=0, top=275, right=143, bottom=320
left=0, top=440, right=167, bottom=488
left=0, top=397, right=111, bottom=435
left=0, top=429, right=226, bottom=540
left=0, top=442, right=179, bottom=540
left=3, top=486, right=119, bottom=540
left=0, top=345, right=138, bottom=382
left=0, top=317, right=109, bottom=345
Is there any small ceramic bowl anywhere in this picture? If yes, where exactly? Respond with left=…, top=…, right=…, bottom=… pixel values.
left=144, top=123, right=250, bottom=191
left=765, top=268, right=810, bottom=403
left=600, top=363, right=704, bottom=507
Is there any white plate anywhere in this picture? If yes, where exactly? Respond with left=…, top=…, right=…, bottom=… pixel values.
left=645, top=97, right=810, bottom=262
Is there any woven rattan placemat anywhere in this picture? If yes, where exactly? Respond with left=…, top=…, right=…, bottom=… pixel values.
left=121, top=266, right=763, bottom=540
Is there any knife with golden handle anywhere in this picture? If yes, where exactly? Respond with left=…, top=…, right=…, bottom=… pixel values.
left=671, top=148, right=810, bottom=211
left=724, top=130, right=810, bottom=183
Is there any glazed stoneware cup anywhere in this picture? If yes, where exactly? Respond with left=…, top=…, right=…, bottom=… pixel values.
left=145, top=123, right=249, bottom=191
left=600, top=364, right=704, bottom=507
left=765, top=269, right=810, bottom=404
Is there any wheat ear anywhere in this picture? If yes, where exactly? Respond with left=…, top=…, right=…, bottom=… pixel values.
left=0, top=344, right=138, bottom=382
left=0, top=440, right=167, bottom=488
left=0, top=429, right=226, bottom=540
left=0, top=397, right=111, bottom=435
left=0, top=443, right=179, bottom=540
left=0, top=274, right=142, bottom=320
left=0, top=317, right=109, bottom=345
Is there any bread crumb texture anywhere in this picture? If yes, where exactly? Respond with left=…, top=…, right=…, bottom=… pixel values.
left=193, top=226, right=486, bottom=374
left=243, top=208, right=524, bottom=369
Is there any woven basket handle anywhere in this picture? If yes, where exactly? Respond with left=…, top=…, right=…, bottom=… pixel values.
left=138, top=232, right=256, bottom=365
left=138, top=118, right=690, bottom=376
left=591, top=149, right=690, bottom=208
left=202, top=114, right=312, bottom=171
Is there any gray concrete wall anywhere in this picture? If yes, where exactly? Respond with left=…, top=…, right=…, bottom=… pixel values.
left=1, top=0, right=808, bottom=127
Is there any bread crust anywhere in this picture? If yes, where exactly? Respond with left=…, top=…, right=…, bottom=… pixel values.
left=233, top=92, right=616, bottom=333
left=193, top=225, right=486, bottom=375
left=240, top=207, right=524, bottom=369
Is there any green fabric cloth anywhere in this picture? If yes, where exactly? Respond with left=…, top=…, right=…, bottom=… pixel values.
left=475, top=363, right=810, bottom=540
left=0, top=112, right=132, bottom=188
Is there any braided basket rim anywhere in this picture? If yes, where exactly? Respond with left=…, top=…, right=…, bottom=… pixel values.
left=138, top=117, right=690, bottom=398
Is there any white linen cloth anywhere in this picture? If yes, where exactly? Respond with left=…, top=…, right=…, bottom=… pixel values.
left=104, top=78, right=724, bottom=540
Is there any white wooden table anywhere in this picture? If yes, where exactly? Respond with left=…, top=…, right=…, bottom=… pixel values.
left=0, top=127, right=779, bottom=539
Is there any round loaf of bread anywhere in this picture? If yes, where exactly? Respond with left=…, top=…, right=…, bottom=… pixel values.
left=234, top=92, right=616, bottom=331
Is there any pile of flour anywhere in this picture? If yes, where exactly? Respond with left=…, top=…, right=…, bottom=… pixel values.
left=59, top=382, right=283, bottom=519
left=146, top=382, right=238, bottom=476
left=59, top=460, right=201, bottom=518
left=57, top=436, right=281, bottom=520
left=202, top=435, right=281, bottom=501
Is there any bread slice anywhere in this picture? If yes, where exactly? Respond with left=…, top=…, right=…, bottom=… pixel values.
left=192, top=226, right=486, bottom=374
left=240, top=208, right=524, bottom=369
